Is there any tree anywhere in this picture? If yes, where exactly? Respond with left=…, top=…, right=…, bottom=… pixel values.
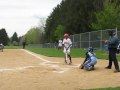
left=44, top=0, right=101, bottom=42
left=38, top=17, right=46, bottom=32
left=54, top=25, right=65, bottom=40
left=26, top=27, right=43, bottom=44
left=0, top=28, right=9, bottom=45
left=11, top=32, right=19, bottom=42
left=38, top=18, right=46, bottom=44
left=91, top=3, right=120, bottom=30
left=11, top=32, right=19, bottom=45
left=44, top=0, right=120, bottom=42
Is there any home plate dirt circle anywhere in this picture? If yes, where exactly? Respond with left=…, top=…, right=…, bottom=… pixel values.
left=0, top=49, right=120, bottom=90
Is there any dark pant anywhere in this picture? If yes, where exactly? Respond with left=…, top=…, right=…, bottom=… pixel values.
left=108, top=48, right=119, bottom=70
left=22, top=42, right=26, bottom=49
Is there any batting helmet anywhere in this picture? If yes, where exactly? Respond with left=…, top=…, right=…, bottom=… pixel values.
left=64, top=33, right=69, bottom=38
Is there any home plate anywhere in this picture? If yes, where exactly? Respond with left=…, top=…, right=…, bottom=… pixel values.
left=52, top=68, right=69, bottom=73
left=51, top=65, right=59, bottom=68
left=40, top=61, right=60, bottom=65
left=44, top=62, right=60, bottom=64
left=69, top=64, right=80, bottom=67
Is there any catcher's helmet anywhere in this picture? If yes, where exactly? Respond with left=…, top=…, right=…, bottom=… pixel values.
left=88, top=47, right=94, bottom=52
left=64, top=33, right=69, bottom=38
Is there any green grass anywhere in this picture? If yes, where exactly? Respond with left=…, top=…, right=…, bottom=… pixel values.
left=89, top=87, right=120, bottom=90
left=26, top=47, right=64, bottom=57
left=76, top=87, right=120, bottom=90
left=25, top=47, right=120, bottom=61
left=25, top=47, right=86, bottom=57
left=4, top=45, right=120, bottom=61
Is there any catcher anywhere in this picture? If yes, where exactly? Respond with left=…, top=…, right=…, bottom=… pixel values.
left=79, top=47, right=97, bottom=71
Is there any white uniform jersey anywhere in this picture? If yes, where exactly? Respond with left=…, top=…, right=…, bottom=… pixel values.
left=62, top=38, right=72, bottom=53
left=58, top=40, right=62, bottom=47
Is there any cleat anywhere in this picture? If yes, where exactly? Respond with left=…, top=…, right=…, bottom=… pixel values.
left=69, top=62, right=72, bottom=65
left=114, top=70, right=120, bottom=73
left=105, top=66, right=111, bottom=69
left=65, top=60, right=67, bottom=64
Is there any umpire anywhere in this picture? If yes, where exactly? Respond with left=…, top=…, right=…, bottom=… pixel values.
left=105, top=30, right=120, bottom=73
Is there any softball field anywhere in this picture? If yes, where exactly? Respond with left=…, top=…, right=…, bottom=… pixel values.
left=0, top=49, right=120, bottom=90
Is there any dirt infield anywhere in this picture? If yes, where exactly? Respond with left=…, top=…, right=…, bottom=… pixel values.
left=0, top=49, right=120, bottom=90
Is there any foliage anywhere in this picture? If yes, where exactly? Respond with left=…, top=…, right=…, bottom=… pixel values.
left=44, top=0, right=120, bottom=42
left=44, top=0, right=105, bottom=42
left=91, top=3, right=120, bottom=30
left=26, top=27, right=43, bottom=44
left=54, top=24, right=64, bottom=41
left=11, top=32, right=19, bottom=43
left=0, top=28, right=9, bottom=45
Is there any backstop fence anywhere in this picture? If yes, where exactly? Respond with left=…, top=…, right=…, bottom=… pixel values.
left=41, top=28, right=120, bottom=49
left=70, top=28, right=119, bottom=49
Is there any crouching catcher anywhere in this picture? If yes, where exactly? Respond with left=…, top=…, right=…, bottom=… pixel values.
left=79, top=47, right=97, bottom=71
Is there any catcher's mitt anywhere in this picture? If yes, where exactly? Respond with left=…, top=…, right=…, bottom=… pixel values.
left=79, top=64, right=84, bottom=69
left=117, top=49, right=120, bottom=54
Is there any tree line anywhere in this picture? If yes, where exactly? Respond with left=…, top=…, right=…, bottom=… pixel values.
left=44, top=0, right=120, bottom=42
left=0, top=27, right=44, bottom=46
left=0, top=28, right=20, bottom=46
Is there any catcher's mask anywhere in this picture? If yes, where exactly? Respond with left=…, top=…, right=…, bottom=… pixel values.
left=88, top=47, right=94, bottom=52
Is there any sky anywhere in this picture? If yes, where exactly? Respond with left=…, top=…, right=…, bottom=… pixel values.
left=0, top=0, right=62, bottom=37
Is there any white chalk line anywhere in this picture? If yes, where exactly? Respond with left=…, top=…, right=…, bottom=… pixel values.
left=0, top=66, right=40, bottom=72
left=22, top=49, right=50, bottom=62
left=23, top=49, right=80, bottom=67
left=22, top=49, right=81, bottom=73
left=0, top=49, right=80, bottom=73
left=70, top=64, right=80, bottom=67
left=40, top=62, right=69, bottom=73
left=22, top=49, right=71, bottom=73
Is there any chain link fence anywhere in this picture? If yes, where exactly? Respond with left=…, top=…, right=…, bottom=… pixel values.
left=41, top=28, right=119, bottom=49
left=70, top=28, right=119, bottom=49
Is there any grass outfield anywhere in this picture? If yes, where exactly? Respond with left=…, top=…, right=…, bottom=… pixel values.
left=26, top=47, right=120, bottom=61
left=90, top=87, right=120, bottom=90
left=4, top=45, right=120, bottom=61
